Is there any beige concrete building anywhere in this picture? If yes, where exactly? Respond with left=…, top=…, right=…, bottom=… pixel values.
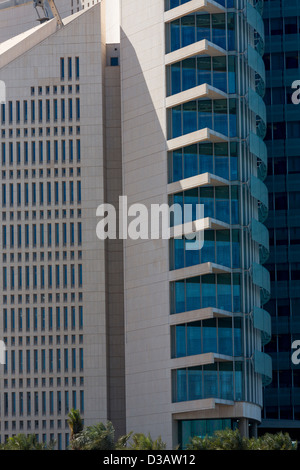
left=0, top=0, right=125, bottom=448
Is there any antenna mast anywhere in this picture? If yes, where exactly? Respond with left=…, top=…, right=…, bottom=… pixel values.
left=34, top=0, right=63, bottom=28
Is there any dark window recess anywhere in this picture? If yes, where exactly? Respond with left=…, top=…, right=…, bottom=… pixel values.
left=110, top=57, right=119, bottom=66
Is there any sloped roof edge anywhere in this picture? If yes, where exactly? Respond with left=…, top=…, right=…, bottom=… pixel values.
left=0, top=6, right=96, bottom=69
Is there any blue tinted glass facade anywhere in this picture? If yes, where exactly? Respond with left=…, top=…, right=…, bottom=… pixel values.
left=178, top=418, right=239, bottom=449
left=165, top=0, right=272, bottom=446
left=261, top=0, right=300, bottom=437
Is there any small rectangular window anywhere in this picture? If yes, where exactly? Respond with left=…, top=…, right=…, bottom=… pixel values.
left=110, top=57, right=119, bottom=66
left=60, top=58, right=65, bottom=81
left=75, top=57, right=80, bottom=79
left=68, top=57, right=72, bottom=80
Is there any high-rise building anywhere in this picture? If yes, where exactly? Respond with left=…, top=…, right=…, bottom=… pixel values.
left=121, top=0, right=271, bottom=448
left=0, top=0, right=272, bottom=449
left=260, top=0, right=300, bottom=440
left=0, top=1, right=125, bottom=448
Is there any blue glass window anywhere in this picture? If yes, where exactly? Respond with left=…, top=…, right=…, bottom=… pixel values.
left=56, top=306, right=61, bottom=329
left=165, top=0, right=232, bottom=10
left=215, top=186, right=230, bottom=223
left=183, top=100, right=197, bottom=135
left=202, top=274, right=216, bottom=308
left=183, top=144, right=198, bottom=178
left=60, top=58, right=65, bottom=81
left=212, top=14, right=226, bottom=48
left=46, top=99, right=50, bottom=121
left=232, top=273, right=240, bottom=312
left=172, top=324, right=186, bottom=358
left=188, top=366, right=203, bottom=400
left=218, top=318, right=232, bottom=356
left=24, top=100, right=28, bottom=123
left=38, top=100, right=42, bottom=122
left=46, top=141, right=51, bottom=163
left=167, top=13, right=235, bottom=53
left=186, top=276, right=200, bottom=311
left=79, top=306, right=83, bottom=329
left=166, top=0, right=191, bottom=9
left=169, top=229, right=240, bottom=270
left=68, top=57, right=72, bottom=80
left=170, top=62, right=181, bottom=95
left=31, top=100, right=35, bottom=122
left=202, top=319, right=217, bottom=353
left=235, top=361, right=243, bottom=400
left=201, top=231, right=215, bottom=264
left=168, top=99, right=237, bottom=139
left=75, top=57, right=80, bottom=79
left=182, top=15, right=195, bottom=47
left=169, top=185, right=239, bottom=226
left=172, top=318, right=242, bottom=358
left=167, top=55, right=236, bottom=95
left=216, top=230, right=231, bottom=267
left=54, top=99, right=58, bottom=121
left=175, top=368, right=187, bottom=402
left=187, top=321, right=202, bottom=356
left=203, top=364, right=218, bottom=399
left=61, top=99, right=65, bottom=121
left=234, top=318, right=242, bottom=356
left=219, top=362, right=233, bottom=400
left=217, top=274, right=232, bottom=311
left=171, top=273, right=240, bottom=314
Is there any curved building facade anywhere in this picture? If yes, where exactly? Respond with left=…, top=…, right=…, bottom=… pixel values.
left=121, top=0, right=271, bottom=449
left=165, top=0, right=271, bottom=446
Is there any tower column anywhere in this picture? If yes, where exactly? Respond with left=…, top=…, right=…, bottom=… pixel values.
left=239, top=418, right=249, bottom=438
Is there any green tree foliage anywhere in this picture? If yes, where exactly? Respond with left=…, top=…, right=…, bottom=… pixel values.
left=247, top=432, right=297, bottom=450
left=186, top=428, right=297, bottom=451
left=0, top=434, right=55, bottom=450
left=71, top=421, right=131, bottom=451
left=127, top=433, right=167, bottom=450
left=0, top=423, right=296, bottom=451
left=67, top=408, right=84, bottom=442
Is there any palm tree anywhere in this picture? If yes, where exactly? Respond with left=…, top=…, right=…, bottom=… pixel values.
left=67, top=408, right=84, bottom=447
left=127, top=433, right=167, bottom=450
left=0, top=434, right=55, bottom=450
left=72, top=421, right=116, bottom=450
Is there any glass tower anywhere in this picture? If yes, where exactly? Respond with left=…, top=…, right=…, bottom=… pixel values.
left=165, top=0, right=271, bottom=447
left=261, top=0, right=300, bottom=439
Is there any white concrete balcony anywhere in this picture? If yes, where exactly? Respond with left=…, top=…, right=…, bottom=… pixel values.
left=164, top=0, right=225, bottom=23
left=169, top=216, right=231, bottom=239
left=166, top=83, right=227, bottom=108
left=169, top=261, right=232, bottom=282
left=171, top=401, right=262, bottom=422
left=165, top=39, right=226, bottom=66
left=167, top=127, right=228, bottom=151
left=167, top=172, right=229, bottom=195
left=170, top=306, right=233, bottom=325
left=171, top=351, right=234, bottom=369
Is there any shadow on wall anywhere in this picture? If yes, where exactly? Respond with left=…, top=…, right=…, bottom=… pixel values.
left=118, top=23, right=174, bottom=447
